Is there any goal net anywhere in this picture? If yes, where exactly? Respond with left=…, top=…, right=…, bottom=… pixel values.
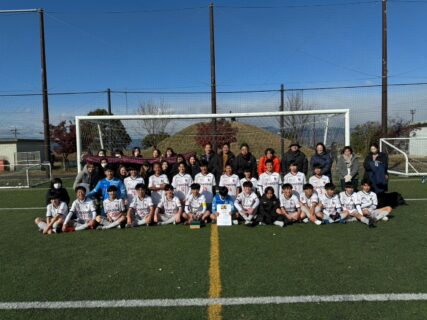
left=0, top=163, right=52, bottom=189
left=75, top=109, right=350, bottom=172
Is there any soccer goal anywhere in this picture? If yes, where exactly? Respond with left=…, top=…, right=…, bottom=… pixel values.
left=380, top=137, right=427, bottom=177
left=0, top=162, right=52, bottom=189
left=75, top=109, right=350, bottom=172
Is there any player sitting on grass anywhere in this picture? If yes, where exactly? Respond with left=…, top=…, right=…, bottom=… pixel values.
left=148, top=162, right=170, bottom=207
left=172, top=162, right=193, bottom=204
left=194, top=161, right=216, bottom=214
left=35, top=193, right=68, bottom=235
left=357, top=180, right=392, bottom=222
left=240, top=168, right=258, bottom=194
left=123, top=166, right=144, bottom=208
left=318, top=183, right=343, bottom=224
left=253, top=186, right=281, bottom=226
left=277, top=183, right=302, bottom=226
left=340, top=181, right=375, bottom=227
left=126, top=183, right=153, bottom=227
left=258, top=159, right=282, bottom=198
left=211, top=186, right=236, bottom=223
left=234, top=181, right=260, bottom=225
left=299, top=183, right=322, bottom=225
left=184, top=183, right=209, bottom=225
left=309, top=164, right=330, bottom=198
left=154, top=184, right=182, bottom=225
left=283, top=162, right=306, bottom=198
left=100, top=185, right=126, bottom=230
left=219, top=164, right=241, bottom=200
left=62, top=186, right=98, bottom=232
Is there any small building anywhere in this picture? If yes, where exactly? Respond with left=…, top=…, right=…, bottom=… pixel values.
left=0, top=139, right=46, bottom=170
left=409, top=127, right=427, bottom=157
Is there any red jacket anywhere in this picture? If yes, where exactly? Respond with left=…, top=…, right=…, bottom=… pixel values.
left=258, top=156, right=281, bottom=176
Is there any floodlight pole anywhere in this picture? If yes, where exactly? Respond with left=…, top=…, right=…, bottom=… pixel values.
left=209, top=2, right=218, bottom=151
left=381, top=0, right=388, bottom=136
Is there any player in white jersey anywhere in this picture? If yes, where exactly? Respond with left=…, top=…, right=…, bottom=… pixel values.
left=358, top=180, right=392, bottom=222
left=283, top=162, right=306, bottom=198
left=35, top=193, right=68, bottom=234
left=154, top=184, right=182, bottom=225
left=184, top=183, right=209, bottom=224
left=194, top=161, right=216, bottom=212
left=309, top=165, right=330, bottom=198
left=277, top=183, right=301, bottom=226
left=123, top=166, right=144, bottom=207
left=234, top=181, right=260, bottom=224
left=127, top=183, right=154, bottom=227
left=240, top=168, right=258, bottom=194
left=340, top=182, right=375, bottom=227
left=172, top=162, right=193, bottom=203
left=62, top=186, right=98, bottom=232
left=299, top=183, right=322, bottom=225
left=100, top=185, right=127, bottom=229
left=219, top=164, right=241, bottom=200
left=148, top=162, right=170, bottom=206
left=318, top=183, right=343, bottom=223
left=258, top=159, right=282, bottom=198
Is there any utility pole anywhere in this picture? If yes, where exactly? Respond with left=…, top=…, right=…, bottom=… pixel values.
left=410, top=109, right=416, bottom=123
left=107, top=88, right=112, bottom=115
left=11, top=127, right=19, bottom=139
left=381, top=0, right=388, bottom=136
left=209, top=2, right=218, bottom=151
left=280, top=84, right=285, bottom=161
left=39, top=8, right=51, bottom=165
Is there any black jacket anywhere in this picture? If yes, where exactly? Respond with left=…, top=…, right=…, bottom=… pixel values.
left=282, top=150, right=308, bottom=175
left=257, top=194, right=280, bottom=223
left=233, top=152, right=258, bottom=179
left=310, top=152, right=333, bottom=179
left=45, top=188, right=70, bottom=207
left=200, top=152, right=220, bottom=178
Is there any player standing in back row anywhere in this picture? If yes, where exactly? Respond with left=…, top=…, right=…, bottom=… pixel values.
left=258, top=159, right=282, bottom=198
left=194, top=161, right=216, bottom=213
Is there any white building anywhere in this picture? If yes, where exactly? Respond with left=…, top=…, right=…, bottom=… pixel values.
left=0, top=139, right=46, bottom=170
left=409, top=127, right=427, bottom=157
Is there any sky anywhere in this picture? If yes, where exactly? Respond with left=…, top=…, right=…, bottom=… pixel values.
left=0, top=0, right=427, bottom=138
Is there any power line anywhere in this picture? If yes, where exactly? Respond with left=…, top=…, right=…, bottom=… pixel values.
left=46, top=7, right=206, bottom=15
left=216, top=1, right=380, bottom=9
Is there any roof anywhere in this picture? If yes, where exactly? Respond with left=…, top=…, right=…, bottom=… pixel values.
left=0, top=138, right=44, bottom=143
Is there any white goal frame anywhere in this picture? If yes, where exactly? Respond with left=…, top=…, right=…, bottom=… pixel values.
left=75, top=109, right=350, bottom=172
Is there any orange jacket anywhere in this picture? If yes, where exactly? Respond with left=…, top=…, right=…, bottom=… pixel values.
left=258, top=156, right=281, bottom=176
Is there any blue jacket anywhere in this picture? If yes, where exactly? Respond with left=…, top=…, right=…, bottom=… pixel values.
left=87, top=177, right=126, bottom=201
left=310, top=152, right=333, bottom=180
left=212, top=194, right=235, bottom=213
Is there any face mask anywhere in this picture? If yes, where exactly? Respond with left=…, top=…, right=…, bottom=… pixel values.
left=101, top=163, right=107, bottom=168
left=53, top=183, right=61, bottom=189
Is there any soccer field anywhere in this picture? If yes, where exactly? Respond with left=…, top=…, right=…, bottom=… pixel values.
left=0, top=178, right=426, bottom=320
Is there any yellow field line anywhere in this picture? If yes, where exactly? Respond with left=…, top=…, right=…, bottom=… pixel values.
left=208, top=224, right=222, bottom=320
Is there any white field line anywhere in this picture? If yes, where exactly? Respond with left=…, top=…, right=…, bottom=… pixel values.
left=1, top=293, right=427, bottom=310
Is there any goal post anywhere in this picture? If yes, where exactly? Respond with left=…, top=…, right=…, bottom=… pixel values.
left=75, top=109, right=350, bottom=173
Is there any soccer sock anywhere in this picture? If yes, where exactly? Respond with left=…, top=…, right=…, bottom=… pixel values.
left=239, top=212, right=249, bottom=221
left=374, top=211, right=387, bottom=221
left=37, top=221, right=47, bottom=231
left=75, top=223, right=88, bottom=231
left=104, top=219, right=122, bottom=229
left=360, top=217, right=370, bottom=225
left=52, top=222, right=59, bottom=233
left=160, top=216, right=176, bottom=225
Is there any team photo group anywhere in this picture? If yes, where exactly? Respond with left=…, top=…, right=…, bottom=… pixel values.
left=35, top=140, right=393, bottom=234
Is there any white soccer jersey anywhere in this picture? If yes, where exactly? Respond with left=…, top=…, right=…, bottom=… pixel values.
left=129, top=195, right=153, bottom=218
left=185, top=194, right=206, bottom=214
left=65, top=198, right=96, bottom=224
left=319, top=194, right=342, bottom=216
left=148, top=174, right=169, bottom=205
left=258, top=172, right=282, bottom=197
left=309, top=175, right=330, bottom=198
left=172, top=173, right=193, bottom=201
left=283, top=172, right=306, bottom=196
left=46, top=201, right=68, bottom=219
left=279, top=194, right=300, bottom=213
left=339, top=191, right=361, bottom=211
left=194, top=173, right=216, bottom=203
left=103, top=198, right=125, bottom=221
left=240, top=177, right=258, bottom=193
left=234, top=192, right=260, bottom=212
left=300, top=191, right=319, bottom=209
left=357, top=191, right=378, bottom=211
left=158, top=196, right=181, bottom=217
left=219, top=174, right=240, bottom=198
left=124, top=176, right=144, bottom=204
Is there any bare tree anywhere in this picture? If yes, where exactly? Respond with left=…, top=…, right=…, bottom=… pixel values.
left=136, top=100, right=174, bottom=148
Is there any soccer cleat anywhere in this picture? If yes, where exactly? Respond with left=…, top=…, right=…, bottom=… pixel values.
left=96, top=225, right=104, bottom=230
left=232, top=220, right=239, bottom=225
left=339, top=219, right=347, bottom=224
left=382, top=216, right=389, bottom=222
left=125, top=223, right=132, bottom=228
left=368, top=218, right=377, bottom=228
left=258, top=222, right=266, bottom=226
left=273, top=221, right=285, bottom=227
left=244, top=220, right=252, bottom=225
left=302, top=218, right=309, bottom=224
left=314, top=220, right=322, bottom=226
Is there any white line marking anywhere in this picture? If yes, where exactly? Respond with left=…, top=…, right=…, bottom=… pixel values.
left=405, top=198, right=427, bottom=201
left=1, top=293, right=427, bottom=310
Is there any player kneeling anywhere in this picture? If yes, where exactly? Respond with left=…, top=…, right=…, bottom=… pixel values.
left=35, top=193, right=68, bottom=235
left=277, top=183, right=301, bottom=227
left=358, top=180, right=392, bottom=222
left=234, top=181, right=260, bottom=225
left=183, top=183, right=210, bottom=224
left=99, top=185, right=126, bottom=230
left=300, top=184, right=322, bottom=225
left=319, top=183, right=343, bottom=224
left=126, top=183, right=153, bottom=227
left=62, top=186, right=98, bottom=232
left=340, top=182, right=375, bottom=227
left=154, top=184, right=182, bottom=225
left=254, top=187, right=281, bottom=226
left=211, top=186, right=236, bottom=223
